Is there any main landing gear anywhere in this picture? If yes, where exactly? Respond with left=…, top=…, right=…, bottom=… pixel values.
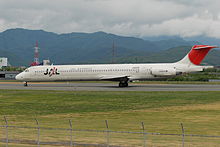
left=119, top=81, right=128, bottom=87
left=24, top=82, right=28, bottom=87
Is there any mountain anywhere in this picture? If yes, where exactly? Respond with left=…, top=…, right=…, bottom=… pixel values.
left=0, top=49, right=25, bottom=66
left=0, top=28, right=160, bottom=66
left=118, top=46, right=220, bottom=65
left=185, top=36, right=220, bottom=47
left=0, top=28, right=217, bottom=66
left=143, top=35, right=220, bottom=49
left=152, top=38, right=198, bottom=50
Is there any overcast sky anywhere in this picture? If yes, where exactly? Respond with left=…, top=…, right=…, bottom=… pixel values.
left=0, top=0, right=220, bottom=38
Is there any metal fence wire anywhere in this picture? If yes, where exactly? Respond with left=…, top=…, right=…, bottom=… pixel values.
left=1, top=117, right=220, bottom=147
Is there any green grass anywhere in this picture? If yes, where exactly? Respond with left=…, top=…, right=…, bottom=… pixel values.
left=0, top=90, right=220, bottom=146
left=0, top=90, right=219, bottom=130
left=0, top=90, right=219, bottom=115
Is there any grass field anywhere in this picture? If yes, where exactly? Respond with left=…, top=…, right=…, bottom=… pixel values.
left=0, top=90, right=220, bottom=146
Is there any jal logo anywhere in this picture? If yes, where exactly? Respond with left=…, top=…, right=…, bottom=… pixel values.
left=44, top=67, right=60, bottom=77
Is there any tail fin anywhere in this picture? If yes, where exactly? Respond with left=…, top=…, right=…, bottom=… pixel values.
left=178, top=45, right=217, bottom=65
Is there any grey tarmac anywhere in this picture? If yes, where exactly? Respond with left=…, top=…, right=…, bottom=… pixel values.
left=0, top=82, right=220, bottom=91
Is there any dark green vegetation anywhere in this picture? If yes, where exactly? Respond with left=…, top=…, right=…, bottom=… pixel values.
left=0, top=66, right=25, bottom=71
left=168, top=68, right=220, bottom=81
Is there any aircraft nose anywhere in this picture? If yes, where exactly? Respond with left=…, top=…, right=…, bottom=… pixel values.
left=15, top=73, right=23, bottom=80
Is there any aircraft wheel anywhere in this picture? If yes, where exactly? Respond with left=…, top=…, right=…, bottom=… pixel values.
left=24, top=82, right=28, bottom=87
left=119, top=83, right=123, bottom=87
left=125, top=83, right=128, bottom=87
left=119, top=82, right=128, bottom=87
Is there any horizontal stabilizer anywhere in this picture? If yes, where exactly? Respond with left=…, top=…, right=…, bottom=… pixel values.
left=193, top=45, right=218, bottom=50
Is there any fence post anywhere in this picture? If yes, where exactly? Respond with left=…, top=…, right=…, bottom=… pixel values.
left=141, top=122, right=147, bottom=147
left=35, top=118, right=40, bottom=147
left=105, top=120, right=110, bottom=147
left=3, top=116, right=8, bottom=147
left=69, top=119, right=73, bottom=147
left=181, top=123, right=185, bottom=147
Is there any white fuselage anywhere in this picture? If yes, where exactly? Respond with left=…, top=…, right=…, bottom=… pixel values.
left=15, top=62, right=204, bottom=82
left=15, top=45, right=217, bottom=87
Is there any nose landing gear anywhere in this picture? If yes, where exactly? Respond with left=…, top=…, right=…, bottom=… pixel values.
left=24, top=82, right=28, bottom=87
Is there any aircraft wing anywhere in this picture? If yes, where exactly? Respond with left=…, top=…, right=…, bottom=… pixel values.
left=99, top=75, right=130, bottom=81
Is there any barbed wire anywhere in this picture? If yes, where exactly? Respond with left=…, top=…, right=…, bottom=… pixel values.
left=1, top=125, right=220, bottom=138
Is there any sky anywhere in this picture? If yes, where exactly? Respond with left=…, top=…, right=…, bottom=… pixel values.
left=0, top=0, right=220, bottom=38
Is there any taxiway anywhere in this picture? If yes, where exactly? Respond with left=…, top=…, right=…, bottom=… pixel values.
left=0, top=82, right=220, bottom=91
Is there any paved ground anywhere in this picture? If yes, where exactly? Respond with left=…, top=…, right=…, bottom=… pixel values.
left=0, top=82, right=220, bottom=91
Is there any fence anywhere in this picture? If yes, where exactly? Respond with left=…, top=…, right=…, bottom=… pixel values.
left=1, top=117, right=220, bottom=147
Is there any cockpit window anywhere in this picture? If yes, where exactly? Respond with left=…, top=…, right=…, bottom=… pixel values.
left=25, top=69, right=29, bottom=72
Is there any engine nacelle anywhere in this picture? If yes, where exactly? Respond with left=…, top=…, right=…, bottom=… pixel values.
left=151, top=68, right=178, bottom=76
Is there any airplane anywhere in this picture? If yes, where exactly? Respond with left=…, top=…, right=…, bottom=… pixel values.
left=15, top=45, right=217, bottom=87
